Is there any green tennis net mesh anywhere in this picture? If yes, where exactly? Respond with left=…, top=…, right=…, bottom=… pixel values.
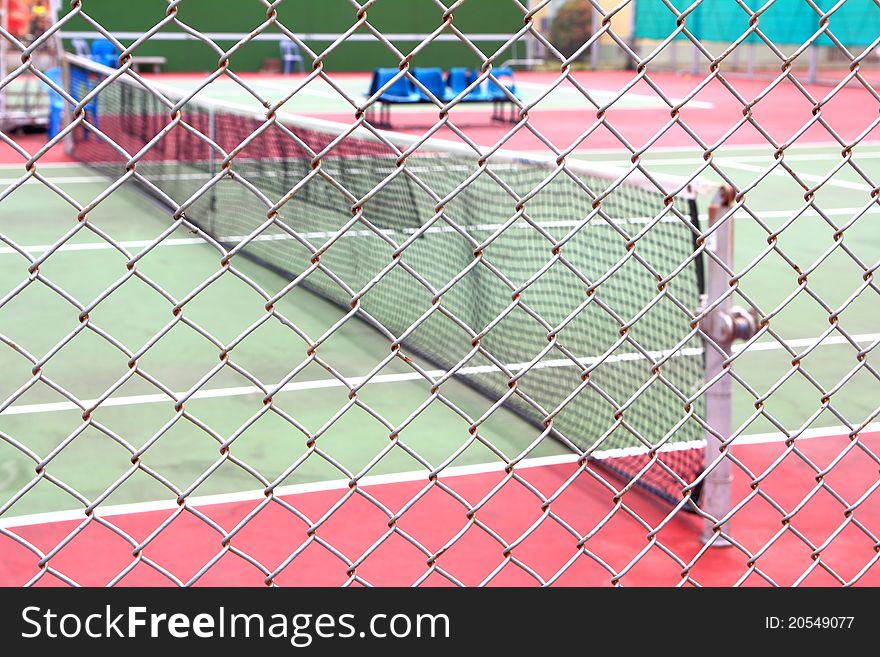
left=66, top=56, right=709, bottom=505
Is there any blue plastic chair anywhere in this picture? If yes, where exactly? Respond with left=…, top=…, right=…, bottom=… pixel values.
left=487, top=66, right=521, bottom=101
left=369, top=68, right=420, bottom=103
left=447, top=68, right=469, bottom=95
left=90, top=39, right=119, bottom=68
left=280, top=39, right=305, bottom=74
left=365, top=68, right=421, bottom=126
left=461, top=69, right=492, bottom=102
left=485, top=66, right=521, bottom=123
left=411, top=67, right=453, bottom=102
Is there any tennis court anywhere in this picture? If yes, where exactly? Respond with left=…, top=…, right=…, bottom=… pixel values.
left=1, top=1, right=878, bottom=587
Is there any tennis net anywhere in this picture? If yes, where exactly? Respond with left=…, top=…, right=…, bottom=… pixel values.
left=64, top=54, right=713, bottom=506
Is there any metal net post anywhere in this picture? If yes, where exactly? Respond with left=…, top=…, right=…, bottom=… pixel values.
left=700, top=188, right=757, bottom=546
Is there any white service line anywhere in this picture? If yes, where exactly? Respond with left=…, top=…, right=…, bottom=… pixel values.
left=2, top=334, right=876, bottom=417
left=1, top=419, right=877, bottom=530
left=254, top=79, right=353, bottom=101
left=0, top=175, right=123, bottom=185
left=2, top=141, right=879, bottom=172
left=550, top=140, right=880, bottom=157
left=514, top=81, right=714, bottom=109
left=0, top=213, right=683, bottom=257
left=716, top=159, right=874, bottom=192
left=2, top=204, right=876, bottom=258
left=1, top=346, right=703, bottom=417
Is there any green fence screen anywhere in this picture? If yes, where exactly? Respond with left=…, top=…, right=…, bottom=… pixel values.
left=635, top=0, right=880, bottom=48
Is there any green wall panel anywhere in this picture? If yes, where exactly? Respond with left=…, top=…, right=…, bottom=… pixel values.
left=61, top=0, right=524, bottom=71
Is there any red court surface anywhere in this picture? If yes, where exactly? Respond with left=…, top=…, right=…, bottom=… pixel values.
left=4, top=69, right=877, bottom=169
left=0, top=133, right=73, bottom=165
left=2, top=430, right=877, bottom=587
left=313, top=70, right=880, bottom=151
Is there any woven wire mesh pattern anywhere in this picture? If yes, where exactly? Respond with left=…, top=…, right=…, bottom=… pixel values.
left=0, top=0, right=878, bottom=587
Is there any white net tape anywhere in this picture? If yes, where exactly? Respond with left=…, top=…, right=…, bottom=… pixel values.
left=0, top=0, right=877, bottom=587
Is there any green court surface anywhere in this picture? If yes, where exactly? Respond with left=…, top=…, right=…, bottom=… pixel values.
left=0, top=166, right=567, bottom=517
left=1, top=139, right=877, bottom=519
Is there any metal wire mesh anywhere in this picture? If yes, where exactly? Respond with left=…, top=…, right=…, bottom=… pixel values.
left=0, top=0, right=877, bottom=587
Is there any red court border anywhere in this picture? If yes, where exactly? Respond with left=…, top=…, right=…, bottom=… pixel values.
left=2, top=430, right=877, bottom=587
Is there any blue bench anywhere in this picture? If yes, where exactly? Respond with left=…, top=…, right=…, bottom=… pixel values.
left=365, top=68, right=420, bottom=126
left=448, top=67, right=491, bottom=102
left=413, top=67, right=455, bottom=102
left=366, top=66, right=521, bottom=127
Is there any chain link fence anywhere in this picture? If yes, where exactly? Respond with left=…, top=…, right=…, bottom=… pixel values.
left=0, top=0, right=877, bottom=586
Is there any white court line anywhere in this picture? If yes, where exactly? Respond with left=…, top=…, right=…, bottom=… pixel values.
left=156, top=79, right=350, bottom=103
left=2, top=141, right=880, bottom=173
left=0, top=213, right=686, bottom=257
left=572, top=151, right=880, bottom=167
left=255, top=79, right=717, bottom=108
left=254, top=79, right=354, bottom=101
left=514, top=81, right=714, bottom=109
left=2, top=204, right=876, bottom=258
left=714, top=159, right=874, bottom=192
left=2, top=334, right=876, bottom=417
left=2, top=346, right=704, bottom=417
left=556, top=141, right=880, bottom=156
left=1, top=420, right=877, bottom=530
left=0, top=175, right=113, bottom=185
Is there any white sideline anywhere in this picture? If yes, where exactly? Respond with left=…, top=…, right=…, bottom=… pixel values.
left=0, top=214, right=691, bottom=257
left=2, top=334, right=877, bottom=417
left=2, top=140, right=879, bottom=172
left=0, top=421, right=877, bottom=530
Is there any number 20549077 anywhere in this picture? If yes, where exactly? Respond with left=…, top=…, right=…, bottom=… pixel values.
left=765, top=617, right=854, bottom=630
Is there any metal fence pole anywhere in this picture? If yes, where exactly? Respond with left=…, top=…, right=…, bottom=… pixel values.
left=702, top=190, right=736, bottom=547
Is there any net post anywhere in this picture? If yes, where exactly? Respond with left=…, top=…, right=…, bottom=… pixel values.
left=701, top=186, right=736, bottom=547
